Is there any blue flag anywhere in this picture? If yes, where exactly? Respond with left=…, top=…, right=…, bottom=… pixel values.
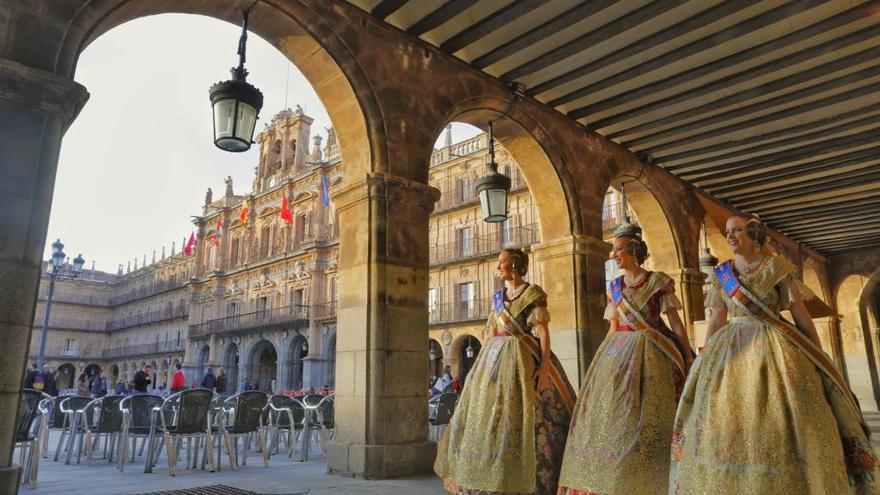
left=321, top=175, right=331, bottom=206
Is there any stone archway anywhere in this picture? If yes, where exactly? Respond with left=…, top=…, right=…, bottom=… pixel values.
left=195, top=344, right=210, bottom=384
left=247, top=339, right=278, bottom=392
left=221, top=342, right=240, bottom=394
left=288, top=335, right=308, bottom=391
left=322, top=329, right=336, bottom=390
left=428, top=339, right=443, bottom=383
left=837, top=274, right=878, bottom=410
left=57, top=363, right=76, bottom=390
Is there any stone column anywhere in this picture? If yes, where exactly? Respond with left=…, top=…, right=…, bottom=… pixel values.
left=276, top=359, right=290, bottom=392
left=0, top=58, right=89, bottom=492
left=327, top=173, right=439, bottom=478
left=670, top=267, right=707, bottom=344
left=532, top=234, right=611, bottom=388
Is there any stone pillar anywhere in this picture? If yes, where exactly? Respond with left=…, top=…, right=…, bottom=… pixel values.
left=670, top=267, right=707, bottom=344
left=327, top=173, right=439, bottom=478
left=276, top=359, right=290, bottom=392
left=0, top=58, right=89, bottom=492
left=532, top=234, right=611, bottom=388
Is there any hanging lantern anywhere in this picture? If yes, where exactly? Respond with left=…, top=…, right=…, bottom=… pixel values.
left=465, top=337, right=475, bottom=359
left=209, top=8, right=264, bottom=152
left=476, top=121, right=511, bottom=223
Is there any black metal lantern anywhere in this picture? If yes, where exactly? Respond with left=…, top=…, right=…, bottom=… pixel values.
left=475, top=121, right=511, bottom=223
left=209, top=8, right=264, bottom=152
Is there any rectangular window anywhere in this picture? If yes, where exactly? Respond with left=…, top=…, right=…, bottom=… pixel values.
left=65, top=338, right=78, bottom=352
left=456, top=282, right=475, bottom=319
left=502, top=217, right=514, bottom=246
left=230, top=237, right=241, bottom=266
left=201, top=305, right=212, bottom=323
left=260, top=226, right=271, bottom=258
left=458, top=177, right=473, bottom=202
left=176, top=331, right=180, bottom=347
left=428, top=288, right=439, bottom=313
left=457, top=227, right=473, bottom=258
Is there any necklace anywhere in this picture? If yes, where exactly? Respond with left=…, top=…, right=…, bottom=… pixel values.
left=736, top=255, right=765, bottom=276
left=506, top=282, right=528, bottom=300
left=623, top=270, right=648, bottom=287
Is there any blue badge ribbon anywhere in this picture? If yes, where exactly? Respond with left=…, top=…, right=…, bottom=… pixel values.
left=714, top=262, right=740, bottom=296
left=493, top=289, right=504, bottom=315
left=610, top=277, right=623, bottom=306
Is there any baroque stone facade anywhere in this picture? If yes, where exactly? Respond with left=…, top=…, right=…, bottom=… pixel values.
left=29, top=112, right=540, bottom=394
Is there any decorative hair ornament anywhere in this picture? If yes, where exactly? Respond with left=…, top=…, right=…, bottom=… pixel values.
left=744, top=214, right=768, bottom=246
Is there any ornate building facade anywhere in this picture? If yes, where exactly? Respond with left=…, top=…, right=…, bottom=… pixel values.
left=29, top=112, right=537, bottom=392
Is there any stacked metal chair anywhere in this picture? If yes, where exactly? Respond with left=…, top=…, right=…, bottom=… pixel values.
left=14, top=389, right=52, bottom=488
left=267, top=395, right=305, bottom=458
left=221, top=390, right=270, bottom=470
left=144, top=389, right=216, bottom=476
left=117, top=394, right=163, bottom=471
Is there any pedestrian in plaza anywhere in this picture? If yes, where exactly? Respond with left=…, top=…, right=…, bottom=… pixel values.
left=170, top=362, right=185, bottom=393
left=671, top=214, right=879, bottom=493
left=90, top=370, right=108, bottom=398
left=132, top=364, right=152, bottom=394
left=200, top=367, right=217, bottom=390
left=114, top=375, right=128, bottom=395
left=435, top=248, right=575, bottom=495
left=431, top=365, right=453, bottom=395
left=557, top=221, right=692, bottom=495
left=42, top=365, right=58, bottom=396
left=24, top=363, right=43, bottom=391
left=216, top=368, right=227, bottom=394
left=75, top=373, right=90, bottom=397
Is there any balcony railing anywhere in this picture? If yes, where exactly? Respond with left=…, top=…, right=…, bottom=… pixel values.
left=602, top=200, right=633, bottom=234
left=32, top=345, right=101, bottom=360
left=110, top=278, right=185, bottom=306
left=430, top=224, right=540, bottom=266
left=429, top=299, right=491, bottom=325
left=101, top=342, right=184, bottom=359
left=189, top=304, right=310, bottom=339
left=106, top=306, right=188, bottom=331
left=33, top=316, right=107, bottom=332
left=313, top=301, right=337, bottom=320
left=433, top=170, right=527, bottom=213
left=37, top=290, right=111, bottom=307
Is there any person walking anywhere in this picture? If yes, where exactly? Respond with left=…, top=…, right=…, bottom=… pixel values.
left=435, top=248, right=575, bottom=495
left=114, top=375, right=128, bottom=395
left=557, top=221, right=692, bottom=495
left=671, top=214, right=879, bottom=494
left=200, top=367, right=217, bottom=391
left=75, top=373, right=90, bottom=397
left=216, top=368, right=227, bottom=394
left=170, top=363, right=185, bottom=393
left=90, top=370, right=108, bottom=398
left=42, top=364, right=58, bottom=396
left=132, top=364, right=152, bottom=394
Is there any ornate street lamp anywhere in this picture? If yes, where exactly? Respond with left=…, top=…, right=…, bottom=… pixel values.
left=699, top=220, right=719, bottom=280
left=38, top=241, right=85, bottom=368
left=476, top=121, right=511, bottom=223
left=465, top=336, right=475, bottom=359
left=428, top=344, right=437, bottom=361
left=209, top=7, right=264, bottom=152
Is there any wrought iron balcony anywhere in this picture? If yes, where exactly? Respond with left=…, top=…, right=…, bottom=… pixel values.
left=101, top=342, right=184, bottom=359
left=428, top=299, right=491, bottom=325
left=106, top=307, right=188, bottom=331
left=188, top=304, right=310, bottom=339
left=110, top=278, right=184, bottom=306
left=429, top=224, right=539, bottom=266
left=313, top=301, right=337, bottom=321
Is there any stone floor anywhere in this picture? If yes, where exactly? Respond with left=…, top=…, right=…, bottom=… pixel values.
left=19, top=430, right=445, bottom=495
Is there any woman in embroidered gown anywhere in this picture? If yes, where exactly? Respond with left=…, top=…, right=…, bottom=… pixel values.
left=557, top=222, right=692, bottom=495
left=435, top=248, right=576, bottom=495
left=670, top=214, right=879, bottom=494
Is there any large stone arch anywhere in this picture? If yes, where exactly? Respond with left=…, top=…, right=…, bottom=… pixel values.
left=244, top=338, right=278, bottom=392
left=836, top=274, right=878, bottom=410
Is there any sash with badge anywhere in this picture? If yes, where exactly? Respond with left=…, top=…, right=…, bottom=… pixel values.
left=610, top=276, right=688, bottom=375
left=493, top=288, right=575, bottom=414
left=714, top=261, right=866, bottom=429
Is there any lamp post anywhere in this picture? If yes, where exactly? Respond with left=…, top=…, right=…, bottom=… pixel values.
left=37, top=239, right=85, bottom=368
left=475, top=121, right=511, bottom=223
left=209, top=7, right=264, bottom=152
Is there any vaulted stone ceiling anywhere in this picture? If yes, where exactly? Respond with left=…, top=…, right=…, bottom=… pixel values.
left=347, top=0, right=880, bottom=255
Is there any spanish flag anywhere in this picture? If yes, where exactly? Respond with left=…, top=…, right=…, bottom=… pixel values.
left=239, top=199, right=249, bottom=225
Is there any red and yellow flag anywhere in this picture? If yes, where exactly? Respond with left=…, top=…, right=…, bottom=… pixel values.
left=239, top=199, right=249, bottom=225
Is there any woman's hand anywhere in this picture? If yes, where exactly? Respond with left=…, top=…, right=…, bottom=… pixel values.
left=537, top=365, right=553, bottom=392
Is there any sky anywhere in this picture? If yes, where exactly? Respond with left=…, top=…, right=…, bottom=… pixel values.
left=49, top=14, right=480, bottom=273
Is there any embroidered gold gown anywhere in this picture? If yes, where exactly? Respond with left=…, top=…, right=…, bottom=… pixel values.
left=558, top=271, right=686, bottom=495
left=670, top=256, right=880, bottom=494
left=434, top=284, right=575, bottom=495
